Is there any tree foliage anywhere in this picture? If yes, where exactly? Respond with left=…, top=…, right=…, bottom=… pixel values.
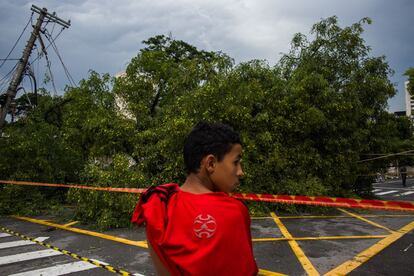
left=1, top=17, right=412, bottom=228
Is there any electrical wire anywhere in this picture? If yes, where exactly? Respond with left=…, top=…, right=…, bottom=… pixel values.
left=44, top=29, right=76, bottom=86
left=45, top=55, right=58, bottom=96
left=0, top=13, right=33, bottom=70
left=20, top=76, right=33, bottom=108
left=35, top=32, right=58, bottom=96
left=44, top=29, right=77, bottom=87
left=357, top=149, right=414, bottom=163
left=50, top=20, right=56, bottom=36
left=0, top=62, right=19, bottom=93
left=30, top=27, right=65, bottom=64
left=26, top=65, right=37, bottom=106
left=30, top=40, right=49, bottom=96
left=0, top=62, right=18, bottom=83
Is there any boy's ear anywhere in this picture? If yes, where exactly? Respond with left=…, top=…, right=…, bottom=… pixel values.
left=204, top=154, right=217, bottom=173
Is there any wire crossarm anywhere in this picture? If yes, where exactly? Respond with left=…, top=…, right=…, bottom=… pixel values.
left=0, top=5, right=70, bottom=130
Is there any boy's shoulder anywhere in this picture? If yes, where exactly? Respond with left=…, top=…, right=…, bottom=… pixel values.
left=142, top=183, right=248, bottom=215
left=140, top=183, right=180, bottom=203
left=176, top=190, right=249, bottom=214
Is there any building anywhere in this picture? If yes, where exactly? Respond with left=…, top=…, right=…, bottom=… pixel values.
left=394, top=111, right=406, bottom=117
left=405, top=81, right=413, bottom=118
left=114, top=71, right=136, bottom=121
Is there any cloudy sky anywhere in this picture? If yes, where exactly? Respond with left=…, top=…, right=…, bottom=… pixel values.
left=1, top=0, right=412, bottom=112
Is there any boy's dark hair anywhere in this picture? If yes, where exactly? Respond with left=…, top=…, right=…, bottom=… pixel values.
left=184, top=122, right=241, bottom=174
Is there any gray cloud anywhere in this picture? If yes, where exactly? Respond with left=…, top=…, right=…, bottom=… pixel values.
left=0, top=0, right=412, bottom=111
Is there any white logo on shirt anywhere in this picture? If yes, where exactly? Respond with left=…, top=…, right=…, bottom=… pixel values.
left=193, top=214, right=217, bottom=239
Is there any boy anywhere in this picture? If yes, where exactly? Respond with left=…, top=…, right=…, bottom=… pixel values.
left=132, top=122, right=258, bottom=275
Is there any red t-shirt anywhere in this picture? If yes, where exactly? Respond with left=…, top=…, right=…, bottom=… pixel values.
left=132, top=183, right=258, bottom=275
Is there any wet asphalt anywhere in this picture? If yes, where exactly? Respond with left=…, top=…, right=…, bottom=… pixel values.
left=0, top=179, right=413, bottom=275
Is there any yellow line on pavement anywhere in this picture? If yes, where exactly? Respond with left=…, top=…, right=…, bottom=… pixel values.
left=338, top=208, right=395, bottom=233
left=12, top=216, right=148, bottom=248
left=270, top=212, right=320, bottom=276
left=252, top=235, right=387, bottom=242
left=253, top=237, right=287, bottom=242
left=258, top=268, right=288, bottom=276
left=63, top=221, right=79, bottom=227
left=324, top=220, right=414, bottom=276
left=279, top=215, right=351, bottom=219
left=353, top=214, right=414, bottom=218
left=251, top=217, right=273, bottom=220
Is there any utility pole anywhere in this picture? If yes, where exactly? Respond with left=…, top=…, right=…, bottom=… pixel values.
left=0, top=5, right=70, bottom=131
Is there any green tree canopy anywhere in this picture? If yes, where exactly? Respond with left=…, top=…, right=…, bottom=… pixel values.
left=1, top=17, right=411, bottom=229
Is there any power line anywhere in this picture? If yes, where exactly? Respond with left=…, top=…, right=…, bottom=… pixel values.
left=26, top=66, right=37, bottom=106
left=0, top=63, right=17, bottom=85
left=44, top=30, right=77, bottom=87
left=357, top=149, right=414, bottom=163
left=49, top=19, right=57, bottom=36
left=0, top=13, right=33, bottom=70
left=29, top=27, right=65, bottom=65
left=0, top=5, right=70, bottom=130
left=44, top=53, right=58, bottom=96
left=0, top=62, right=19, bottom=91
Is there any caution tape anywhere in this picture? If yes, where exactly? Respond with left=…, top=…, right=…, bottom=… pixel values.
left=1, top=180, right=414, bottom=212
left=229, top=193, right=414, bottom=212
left=0, top=180, right=146, bottom=193
left=0, top=226, right=133, bottom=275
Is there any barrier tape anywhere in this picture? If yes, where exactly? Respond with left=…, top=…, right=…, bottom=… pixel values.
left=0, top=226, right=133, bottom=275
left=229, top=193, right=414, bottom=212
left=0, top=180, right=146, bottom=193
left=1, top=180, right=414, bottom=212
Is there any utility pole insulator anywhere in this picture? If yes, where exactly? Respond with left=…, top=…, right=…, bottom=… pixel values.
left=0, top=5, right=70, bottom=131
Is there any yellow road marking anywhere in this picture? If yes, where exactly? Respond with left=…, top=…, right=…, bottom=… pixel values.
left=338, top=208, right=395, bottom=233
left=12, top=216, right=148, bottom=248
left=14, top=215, right=287, bottom=275
left=252, top=235, right=387, bottom=242
left=63, top=221, right=79, bottom=227
left=251, top=217, right=273, bottom=220
left=258, top=268, right=288, bottom=276
left=271, top=212, right=320, bottom=276
left=278, top=215, right=351, bottom=219
left=324, top=220, right=414, bottom=275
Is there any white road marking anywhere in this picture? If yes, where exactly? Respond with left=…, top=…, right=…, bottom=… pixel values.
left=89, top=259, right=146, bottom=276
left=90, top=258, right=109, bottom=265
left=398, top=191, right=414, bottom=196
left=9, top=261, right=97, bottom=276
left=0, top=233, right=11, bottom=238
left=372, top=189, right=382, bottom=192
left=0, top=237, right=49, bottom=249
left=375, top=190, right=398, bottom=195
left=403, top=243, right=412, bottom=252
left=0, top=249, right=62, bottom=265
left=372, top=186, right=410, bottom=190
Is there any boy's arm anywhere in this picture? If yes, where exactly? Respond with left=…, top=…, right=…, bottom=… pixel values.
left=148, top=240, right=170, bottom=276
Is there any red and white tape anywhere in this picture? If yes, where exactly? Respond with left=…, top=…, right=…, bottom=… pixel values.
left=1, top=180, right=413, bottom=212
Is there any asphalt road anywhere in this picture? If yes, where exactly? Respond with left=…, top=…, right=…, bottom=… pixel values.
left=372, top=177, right=414, bottom=202
left=0, top=180, right=413, bottom=275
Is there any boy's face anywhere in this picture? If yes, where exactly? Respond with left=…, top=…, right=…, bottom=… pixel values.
left=210, top=144, right=244, bottom=193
